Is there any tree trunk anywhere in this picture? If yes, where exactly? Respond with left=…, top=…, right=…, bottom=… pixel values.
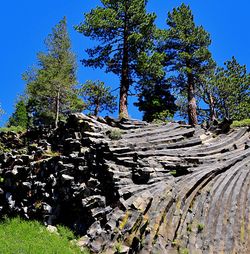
left=55, top=89, right=60, bottom=128
left=119, top=5, right=129, bottom=119
left=187, top=74, right=198, bottom=125
left=94, top=101, right=100, bottom=116
left=208, top=93, right=216, bottom=121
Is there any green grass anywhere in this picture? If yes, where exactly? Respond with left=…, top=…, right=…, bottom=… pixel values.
left=231, top=119, right=250, bottom=127
left=0, top=217, right=88, bottom=254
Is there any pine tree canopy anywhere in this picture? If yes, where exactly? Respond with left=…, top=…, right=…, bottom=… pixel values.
left=80, top=80, right=117, bottom=116
left=161, top=4, right=213, bottom=125
left=203, top=57, right=250, bottom=120
left=8, top=98, right=29, bottom=129
left=75, top=0, right=157, bottom=118
left=25, top=17, right=84, bottom=127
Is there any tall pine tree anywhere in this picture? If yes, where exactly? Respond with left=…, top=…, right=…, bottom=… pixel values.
left=75, top=0, right=156, bottom=118
left=8, top=97, right=29, bottom=129
left=25, top=17, right=83, bottom=127
left=202, top=57, right=250, bottom=120
left=161, top=4, right=212, bottom=125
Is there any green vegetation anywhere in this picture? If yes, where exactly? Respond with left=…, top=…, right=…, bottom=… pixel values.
left=0, top=217, right=87, bottom=254
left=0, top=104, right=4, bottom=119
left=75, top=0, right=157, bottom=119
left=42, top=150, right=61, bottom=158
left=0, top=126, right=25, bottom=133
left=114, top=241, right=123, bottom=253
left=2, top=2, right=250, bottom=128
left=0, top=142, right=10, bottom=154
left=197, top=223, right=205, bottom=233
left=169, top=170, right=177, bottom=176
left=24, top=17, right=84, bottom=128
left=108, top=128, right=122, bottom=140
left=187, top=224, right=192, bottom=232
left=201, top=57, right=250, bottom=121
left=80, top=80, right=117, bottom=116
left=161, top=4, right=213, bottom=125
left=179, top=248, right=189, bottom=254
left=231, top=119, right=250, bottom=127
left=7, top=97, right=29, bottom=130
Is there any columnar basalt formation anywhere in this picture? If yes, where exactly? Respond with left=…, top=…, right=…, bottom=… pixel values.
left=0, top=114, right=249, bottom=254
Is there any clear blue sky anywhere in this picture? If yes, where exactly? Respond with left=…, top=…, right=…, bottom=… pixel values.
left=0, top=0, right=249, bottom=126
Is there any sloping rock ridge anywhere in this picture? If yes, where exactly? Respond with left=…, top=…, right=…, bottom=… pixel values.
left=0, top=113, right=249, bottom=254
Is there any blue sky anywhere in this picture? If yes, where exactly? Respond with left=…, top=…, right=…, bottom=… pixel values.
left=0, top=0, right=249, bottom=125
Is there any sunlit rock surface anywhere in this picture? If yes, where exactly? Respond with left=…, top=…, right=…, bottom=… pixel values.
left=0, top=113, right=249, bottom=253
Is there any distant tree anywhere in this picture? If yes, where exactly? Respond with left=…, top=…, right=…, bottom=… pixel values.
left=80, top=80, right=117, bottom=116
left=0, top=103, right=4, bottom=121
left=135, top=52, right=176, bottom=122
left=201, top=57, right=250, bottom=121
left=8, top=97, right=29, bottom=129
left=75, top=0, right=157, bottom=118
left=25, top=17, right=84, bottom=127
left=161, top=4, right=213, bottom=125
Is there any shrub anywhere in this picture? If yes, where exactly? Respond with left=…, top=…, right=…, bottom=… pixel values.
left=0, top=217, right=88, bottom=254
left=108, top=128, right=122, bottom=140
left=197, top=223, right=205, bottom=233
left=0, top=126, right=25, bottom=133
left=231, top=119, right=250, bottom=127
left=0, top=141, right=11, bottom=153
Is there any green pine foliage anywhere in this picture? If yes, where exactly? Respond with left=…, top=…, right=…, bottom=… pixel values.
left=135, top=79, right=176, bottom=122
left=161, top=4, right=213, bottom=125
left=8, top=98, right=29, bottom=129
left=0, top=103, right=4, bottom=124
left=204, top=57, right=250, bottom=121
left=135, top=50, right=176, bottom=122
left=0, top=104, right=3, bottom=116
left=0, top=217, right=88, bottom=254
left=24, top=17, right=84, bottom=128
left=75, top=0, right=157, bottom=118
left=80, top=80, right=117, bottom=116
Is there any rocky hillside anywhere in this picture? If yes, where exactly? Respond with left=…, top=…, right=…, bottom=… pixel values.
left=0, top=114, right=249, bottom=254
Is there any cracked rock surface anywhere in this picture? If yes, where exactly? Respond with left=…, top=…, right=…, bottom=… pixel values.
left=0, top=113, right=249, bottom=254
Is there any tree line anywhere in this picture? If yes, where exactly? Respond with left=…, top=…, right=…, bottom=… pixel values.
left=1, top=1, right=249, bottom=130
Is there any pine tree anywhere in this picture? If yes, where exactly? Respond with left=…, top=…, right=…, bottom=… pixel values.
left=0, top=103, right=4, bottom=121
left=202, top=57, right=250, bottom=120
left=8, top=98, right=29, bottom=129
left=80, top=80, right=117, bottom=116
left=135, top=52, right=176, bottom=122
left=25, top=17, right=84, bottom=127
left=75, top=0, right=156, bottom=118
left=161, top=4, right=212, bottom=125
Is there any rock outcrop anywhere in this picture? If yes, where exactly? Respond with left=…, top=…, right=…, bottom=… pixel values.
left=0, top=113, right=249, bottom=254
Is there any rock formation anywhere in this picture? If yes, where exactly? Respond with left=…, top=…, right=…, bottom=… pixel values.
left=0, top=113, right=249, bottom=254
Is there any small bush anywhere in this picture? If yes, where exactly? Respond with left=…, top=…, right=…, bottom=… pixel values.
left=108, top=128, right=122, bottom=140
left=197, top=223, right=205, bottom=233
left=231, top=119, right=250, bottom=127
left=0, top=141, right=11, bottom=153
left=0, top=217, right=88, bottom=254
left=0, top=126, right=25, bottom=133
left=179, top=248, right=189, bottom=254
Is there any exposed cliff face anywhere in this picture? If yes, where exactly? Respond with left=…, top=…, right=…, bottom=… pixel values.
left=0, top=114, right=249, bottom=254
